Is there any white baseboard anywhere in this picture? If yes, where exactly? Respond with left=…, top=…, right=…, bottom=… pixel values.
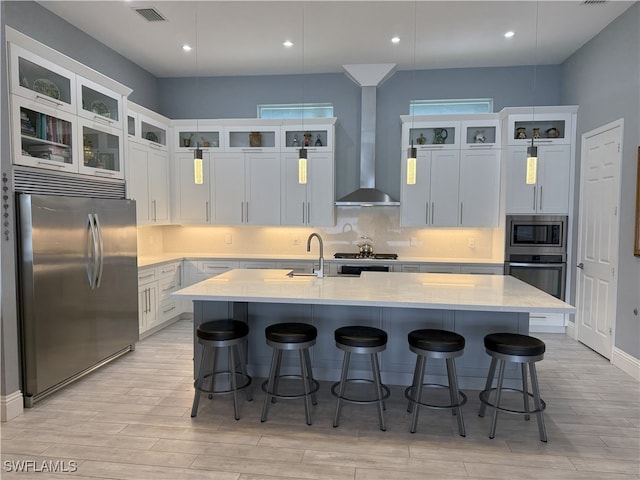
left=1, top=391, right=24, bottom=422
left=612, top=347, right=640, bottom=381
left=565, top=320, right=577, bottom=339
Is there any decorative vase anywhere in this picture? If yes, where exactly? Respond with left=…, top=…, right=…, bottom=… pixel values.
left=249, top=131, right=262, bottom=147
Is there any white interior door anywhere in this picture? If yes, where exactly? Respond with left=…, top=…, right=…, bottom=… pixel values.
left=576, top=120, right=622, bottom=359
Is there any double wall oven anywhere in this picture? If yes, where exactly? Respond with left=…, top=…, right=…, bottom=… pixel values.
left=504, top=215, right=568, bottom=300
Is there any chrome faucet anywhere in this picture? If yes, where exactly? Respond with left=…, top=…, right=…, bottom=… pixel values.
left=306, top=232, right=325, bottom=278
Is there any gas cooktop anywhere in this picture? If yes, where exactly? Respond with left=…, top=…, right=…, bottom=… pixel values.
left=333, top=253, right=398, bottom=260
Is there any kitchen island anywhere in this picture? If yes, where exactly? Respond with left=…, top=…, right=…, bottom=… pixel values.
left=173, top=269, right=575, bottom=389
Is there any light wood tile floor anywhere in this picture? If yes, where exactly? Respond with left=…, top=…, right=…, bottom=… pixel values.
left=2, top=319, right=639, bottom=479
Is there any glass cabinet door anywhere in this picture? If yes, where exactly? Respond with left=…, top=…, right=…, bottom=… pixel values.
left=140, top=117, right=167, bottom=149
left=10, top=44, right=76, bottom=114
left=281, top=124, right=333, bottom=152
left=461, top=119, right=500, bottom=148
left=77, top=77, right=122, bottom=128
left=174, top=126, right=222, bottom=152
left=12, top=99, right=76, bottom=173
left=408, top=122, right=459, bottom=150
left=78, top=121, right=124, bottom=179
left=225, top=125, right=280, bottom=152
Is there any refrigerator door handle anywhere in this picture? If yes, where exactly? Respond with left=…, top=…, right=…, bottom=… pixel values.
left=94, top=213, right=104, bottom=288
left=86, top=214, right=99, bottom=289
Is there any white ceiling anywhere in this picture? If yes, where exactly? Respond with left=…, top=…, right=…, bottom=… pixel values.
left=38, top=1, right=635, bottom=78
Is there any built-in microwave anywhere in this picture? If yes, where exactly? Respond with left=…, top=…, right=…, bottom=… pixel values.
left=505, top=215, right=568, bottom=258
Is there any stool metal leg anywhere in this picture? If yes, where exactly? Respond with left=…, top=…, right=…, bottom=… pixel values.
left=303, top=348, right=318, bottom=405
left=191, top=346, right=209, bottom=417
left=446, top=357, right=466, bottom=437
left=521, top=363, right=531, bottom=421
left=371, top=353, right=386, bottom=431
left=228, top=346, right=239, bottom=420
left=489, top=359, right=506, bottom=439
left=478, top=357, right=498, bottom=418
left=333, top=351, right=351, bottom=427
left=529, top=362, right=548, bottom=442
left=236, top=342, right=253, bottom=402
left=409, top=354, right=426, bottom=433
left=407, top=355, right=422, bottom=414
left=299, top=349, right=313, bottom=425
left=261, top=348, right=281, bottom=422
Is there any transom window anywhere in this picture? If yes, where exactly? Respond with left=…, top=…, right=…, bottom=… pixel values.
left=258, top=103, right=334, bottom=119
left=409, top=98, right=493, bottom=115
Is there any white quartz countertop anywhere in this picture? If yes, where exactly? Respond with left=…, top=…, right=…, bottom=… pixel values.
left=172, top=269, right=575, bottom=314
left=138, top=253, right=503, bottom=268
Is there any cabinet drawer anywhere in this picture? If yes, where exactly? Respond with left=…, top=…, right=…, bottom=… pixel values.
left=198, top=260, right=239, bottom=277
left=159, top=277, right=179, bottom=299
left=138, top=267, right=157, bottom=285
left=158, top=262, right=181, bottom=281
left=159, top=299, right=180, bottom=323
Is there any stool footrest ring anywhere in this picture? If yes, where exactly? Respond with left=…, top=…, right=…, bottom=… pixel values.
left=404, top=383, right=467, bottom=411
left=195, top=372, right=252, bottom=396
left=261, top=375, right=320, bottom=400
left=330, top=378, right=391, bottom=405
left=479, top=387, right=546, bottom=416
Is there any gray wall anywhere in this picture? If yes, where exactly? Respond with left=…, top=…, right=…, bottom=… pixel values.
left=4, top=0, right=159, bottom=110
left=158, top=65, right=562, bottom=201
left=562, top=2, right=640, bottom=359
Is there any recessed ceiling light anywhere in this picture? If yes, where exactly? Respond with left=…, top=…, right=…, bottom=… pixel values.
left=504, top=31, right=515, bottom=39
left=391, top=36, right=400, bottom=44
left=182, top=44, right=192, bottom=52
left=283, top=40, right=294, bottom=48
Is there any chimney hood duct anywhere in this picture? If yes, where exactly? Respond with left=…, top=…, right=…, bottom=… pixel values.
left=336, top=64, right=400, bottom=206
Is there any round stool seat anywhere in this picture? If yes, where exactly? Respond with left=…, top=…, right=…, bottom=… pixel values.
left=197, top=320, right=248, bottom=342
left=266, top=322, right=317, bottom=344
left=484, top=333, right=545, bottom=357
left=335, top=326, right=387, bottom=348
left=409, top=329, right=465, bottom=353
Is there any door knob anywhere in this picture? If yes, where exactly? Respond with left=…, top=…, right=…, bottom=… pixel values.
left=577, top=263, right=584, bottom=270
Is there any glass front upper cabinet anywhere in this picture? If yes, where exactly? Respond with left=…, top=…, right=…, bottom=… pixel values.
left=12, top=99, right=76, bottom=173
left=174, top=124, right=223, bottom=152
left=10, top=44, right=76, bottom=115
left=407, top=121, right=459, bottom=149
left=225, top=124, right=280, bottom=152
left=140, top=116, right=167, bottom=148
left=461, top=119, right=501, bottom=148
left=77, top=77, right=122, bottom=128
left=281, top=121, right=334, bottom=153
left=78, top=121, right=124, bottom=179
left=507, top=113, right=572, bottom=146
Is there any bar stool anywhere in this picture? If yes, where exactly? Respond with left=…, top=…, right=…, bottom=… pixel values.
left=191, top=319, right=252, bottom=420
left=404, top=329, right=467, bottom=435
left=478, top=332, right=547, bottom=442
left=261, top=322, right=319, bottom=425
left=331, top=326, right=390, bottom=431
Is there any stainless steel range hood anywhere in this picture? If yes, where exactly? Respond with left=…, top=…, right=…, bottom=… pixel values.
left=336, top=64, right=400, bottom=206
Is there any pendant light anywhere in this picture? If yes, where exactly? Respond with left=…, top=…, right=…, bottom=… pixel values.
left=525, top=2, right=540, bottom=186
left=406, top=1, right=418, bottom=185
left=193, top=3, right=204, bottom=184
left=298, top=5, right=307, bottom=184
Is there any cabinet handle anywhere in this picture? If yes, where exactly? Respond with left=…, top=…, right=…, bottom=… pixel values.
left=425, top=202, right=429, bottom=225
left=431, top=203, right=435, bottom=225
left=148, top=142, right=164, bottom=150
left=139, top=273, right=154, bottom=280
left=205, top=201, right=210, bottom=222
left=246, top=202, right=249, bottom=223
left=307, top=202, right=311, bottom=224
left=152, top=200, right=157, bottom=221
left=37, top=161, right=65, bottom=168
left=162, top=305, right=176, bottom=314
left=94, top=170, right=116, bottom=177
left=460, top=202, right=463, bottom=225
left=533, top=186, right=537, bottom=211
left=92, top=115, right=115, bottom=125
left=539, top=186, right=543, bottom=211
left=240, top=202, right=244, bottom=223
left=302, top=202, right=306, bottom=223
left=162, top=283, right=175, bottom=293
left=35, top=94, right=64, bottom=108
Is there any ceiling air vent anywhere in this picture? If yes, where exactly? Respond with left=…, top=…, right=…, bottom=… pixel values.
left=582, top=1, right=608, bottom=4
left=134, top=7, right=166, bottom=22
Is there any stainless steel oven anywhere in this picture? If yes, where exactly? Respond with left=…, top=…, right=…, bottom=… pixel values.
left=505, top=215, right=568, bottom=300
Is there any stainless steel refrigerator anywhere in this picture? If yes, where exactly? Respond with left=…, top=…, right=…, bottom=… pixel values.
left=17, top=193, right=138, bottom=406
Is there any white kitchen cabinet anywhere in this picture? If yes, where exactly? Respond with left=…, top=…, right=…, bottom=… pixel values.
left=9, top=41, right=130, bottom=179
left=213, top=152, right=281, bottom=225
left=11, top=97, right=77, bottom=173
left=400, top=148, right=461, bottom=227
left=276, top=261, right=316, bottom=274
left=506, top=144, right=571, bottom=214
left=459, top=147, right=501, bottom=227
left=77, top=76, right=123, bottom=129
left=400, top=114, right=500, bottom=228
left=173, top=151, right=213, bottom=224
left=127, top=139, right=170, bottom=225
left=506, top=112, right=573, bottom=147
left=459, top=264, right=503, bottom=275
left=186, top=260, right=240, bottom=285
left=10, top=44, right=76, bottom=115
left=224, top=122, right=280, bottom=152
left=138, top=267, right=158, bottom=335
left=401, top=263, right=461, bottom=274
left=239, top=260, right=278, bottom=269
left=157, top=262, right=185, bottom=323
left=281, top=119, right=335, bottom=153
left=281, top=152, right=335, bottom=226
left=172, top=119, right=224, bottom=152
left=78, top=119, right=125, bottom=180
